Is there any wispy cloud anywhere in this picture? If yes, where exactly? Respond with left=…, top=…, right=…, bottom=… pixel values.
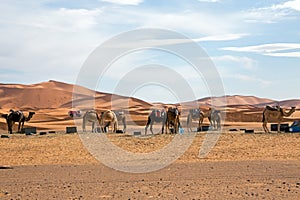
left=272, top=0, right=300, bottom=12
left=264, top=51, right=300, bottom=58
left=221, top=43, right=300, bottom=57
left=198, top=0, right=221, bottom=2
left=242, top=0, right=300, bottom=23
left=213, top=55, right=257, bottom=70
left=101, top=0, right=143, bottom=6
left=234, top=74, right=271, bottom=88
left=195, top=33, right=249, bottom=42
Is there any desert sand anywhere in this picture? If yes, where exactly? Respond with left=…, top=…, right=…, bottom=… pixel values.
left=1, top=80, right=300, bottom=199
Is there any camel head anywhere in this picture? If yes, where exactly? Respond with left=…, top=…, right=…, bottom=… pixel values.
left=281, top=106, right=296, bottom=117
left=290, top=106, right=296, bottom=113
left=26, top=112, right=35, bottom=121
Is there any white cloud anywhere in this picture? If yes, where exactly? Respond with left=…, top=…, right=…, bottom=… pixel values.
left=101, top=0, right=143, bottom=6
left=264, top=51, right=300, bottom=57
left=272, top=0, right=300, bottom=11
left=195, top=33, right=249, bottom=42
left=242, top=7, right=289, bottom=23
left=198, top=0, right=221, bottom=2
left=221, top=43, right=300, bottom=57
left=213, top=55, right=257, bottom=70
left=242, top=0, right=300, bottom=23
left=137, top=11, right=238, bottom=36
left=0, top=5, right=105, bottom=83
left=234, top=74, right=271, bottom=87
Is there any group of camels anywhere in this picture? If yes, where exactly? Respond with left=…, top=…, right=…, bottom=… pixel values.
left=145, top=107, right=222, bottom=135
left=0, top=105, right=297, bottom=134
left=82, top=110, right=126, bottom=133
left=186, top=108, right=221, bottom=132
left=145, top=107, right=181, bottom=134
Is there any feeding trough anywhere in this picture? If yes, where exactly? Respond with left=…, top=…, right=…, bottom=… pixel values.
left=133, top=131, right=141, bottom=136
left=21, top=127, right=37, bottom=134
left=197, top=126, right=210, bottom=132
left=244, top=129, right=254, bottom=134
left=66, top=126, right=77, bottom=134
left=270, top=124, right=289, bottom=132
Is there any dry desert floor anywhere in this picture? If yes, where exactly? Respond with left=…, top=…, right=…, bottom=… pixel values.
left=1, top=127, right=300, bottom=200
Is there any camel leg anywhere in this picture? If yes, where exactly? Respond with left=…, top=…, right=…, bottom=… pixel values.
left=217, top=117, right=221, bottom=130
left=145, top=117, right=151, bottom=135
left=277, top=121, right=281, bottom=133
left=122, top=118, right=126, bottom=133
left=262, top=121, right=269, bottom=133
left=150, top=122, right=154, bottom=135
left=187, top=115, right=191, bottom=132
left=113, top=122, right=117, bottom=133
left=174, top=119, right=178, bottom=134
left=161, top=119, right=165, bottom=134
left=165, top=121, right=168, bottom=134
left=18, top=122, right=22, bottom=133
left=199, top=116, right=204, bottom=132
left=7, top=120, right=13, bottom=134
left=92, top=122, right=95, bottom=133
left=82, top=117, right=86, bottom=132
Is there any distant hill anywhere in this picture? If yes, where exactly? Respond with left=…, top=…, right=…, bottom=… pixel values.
left=192, top=95, right=300, bottom=108
left=0, top=80, right=299, bottom=111
left=0, top=80, right=152, bottom=111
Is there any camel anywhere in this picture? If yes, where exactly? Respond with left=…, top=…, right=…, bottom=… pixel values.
left=145, top=109, right=166, bottom=134
left=208, top=108, right=221, bottom=130
left=1, top=110, right=35, bottom=134
left=82, top=110, right=100, bottom=132
left=262, top=106, right=296, bottom=133
left=186, top=108, right=205, bottom=132
left=100, top=110, right=118, bottom=133
left=165, top=107, right=181, bottom=134
left=114, top=111, right=126, bottom=133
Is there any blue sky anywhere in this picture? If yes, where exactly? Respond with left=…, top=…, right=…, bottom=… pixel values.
left=0, top=0, right=300, bottom=103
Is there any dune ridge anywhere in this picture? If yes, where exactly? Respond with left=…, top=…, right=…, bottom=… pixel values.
left=1, top=80, right=299, bottom=110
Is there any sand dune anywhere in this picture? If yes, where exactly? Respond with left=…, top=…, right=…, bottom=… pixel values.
left=1, top=80, right=300, bottom=132
left=1, top=80, right=300, bottom=199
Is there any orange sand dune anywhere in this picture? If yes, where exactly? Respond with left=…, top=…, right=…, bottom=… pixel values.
left=1, top=80, right=300, bottom=133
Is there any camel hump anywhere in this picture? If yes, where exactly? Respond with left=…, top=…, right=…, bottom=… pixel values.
left=266, top=105, right=280, bottom=111
left=153, top=109, right=164, bottom=118
left=1, top=114, right=8, bottom=119
left=116, top=111, right=124, bottom=115
left=168, top=107, right=179, bottom=115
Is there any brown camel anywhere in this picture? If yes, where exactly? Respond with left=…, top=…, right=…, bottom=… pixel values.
left=82, top=110, right=100, bottom=132
left=114, top=111, right=126, bottom=133
left=1, top=110, right=35, bottom=134
left=262, top=106, right=296, bottom=133
left=187, top=108, right=206, bottom=132
left=165, top=107, right=181, bottom=134
left=208, top=108, right=221, bottom=130
left=100, top=110, right=118, bottom=133
left=145, top=109, right=166, bottom=134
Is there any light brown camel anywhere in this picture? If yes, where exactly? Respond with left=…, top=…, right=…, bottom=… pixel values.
left=1, top=110, right=35, bottom=134
left=165, top=107, right=181, bottom=134
left=208, top=108, right=221, bottom=130
left=186, top=108, right=205, bottom=132
left=82, top=110, right=100, bottom=132
left=262, top=106, right=296, bottom=133
left=114, top=111, right=126, bottom=133
left=100, top=110, right=118, bottom=133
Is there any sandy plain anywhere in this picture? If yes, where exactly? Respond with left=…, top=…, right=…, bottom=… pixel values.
left=1, top=81, right=300, bottom=199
